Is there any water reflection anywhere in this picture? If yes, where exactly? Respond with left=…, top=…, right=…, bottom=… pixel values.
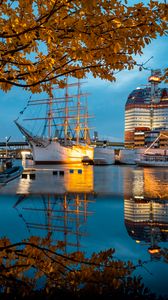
left=0, top=164, right=168, bottom=295
left=1, top=164, right=168, bottom=258
left=124, top=167, right=168, bottom=260
left=2, top=164, right=94, bottom=194
left=14, top=193, right=95, bottom=253
left=1, top=164, right=95, bottom=253
left=123, top=167, right=168, bottom=199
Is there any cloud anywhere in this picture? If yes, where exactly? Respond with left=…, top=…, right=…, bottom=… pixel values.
left=86, top=37, right=167, bottom=93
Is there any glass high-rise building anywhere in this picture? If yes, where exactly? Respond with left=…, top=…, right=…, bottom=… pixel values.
left=125, top=71, right=168, bottom=148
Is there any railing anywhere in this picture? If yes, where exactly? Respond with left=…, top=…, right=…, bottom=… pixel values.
left=142, top=154, right=168, bottom=162
left=0, top=141, right=29, bottom=147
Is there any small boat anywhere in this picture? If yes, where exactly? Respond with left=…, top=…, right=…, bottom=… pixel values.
left=135, top=133, right=168, bottom=167
left=0, top=163, right=23, bottom=184
left=136, top=152, right=168, bottom=167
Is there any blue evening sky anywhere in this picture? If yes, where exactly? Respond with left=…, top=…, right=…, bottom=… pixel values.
left=0, top=35, right=167, bottom=143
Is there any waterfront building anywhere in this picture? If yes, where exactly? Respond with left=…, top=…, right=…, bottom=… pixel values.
left=124, top=70, right=168, bottom=148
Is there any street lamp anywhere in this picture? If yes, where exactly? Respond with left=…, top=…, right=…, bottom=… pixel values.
left=5, top=137, right=8, bottom=158
left=5, top=136, right=11, bottom=158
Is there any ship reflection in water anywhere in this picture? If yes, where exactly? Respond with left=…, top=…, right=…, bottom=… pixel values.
left=5, top=164, right=95, bottom=253
left=0, top=164, right=168, bottom=295
left=124, top=167, right=168, bottom=260
left=14, top=193, right=95, bottom=253
left=16, top=163, right=94, bottom=195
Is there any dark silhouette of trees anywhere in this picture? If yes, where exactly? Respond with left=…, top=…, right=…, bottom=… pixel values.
left=0, top=236, right=168, bottom=300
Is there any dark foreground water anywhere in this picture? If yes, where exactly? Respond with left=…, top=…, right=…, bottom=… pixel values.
left=0, top=161, right=168, bottom=296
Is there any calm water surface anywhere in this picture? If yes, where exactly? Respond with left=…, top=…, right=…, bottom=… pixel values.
left=0, top=161, right=168, bottom=296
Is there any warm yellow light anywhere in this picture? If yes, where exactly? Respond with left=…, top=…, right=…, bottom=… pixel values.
left=148, top=246, right=161, bottom=254
left=136, top=240, right=141, bottom=244
left=21, top=150, right=31, bottom=156
left=148, top=76, right=161, bottom=83
left=65, top=164, right=94, bottom=193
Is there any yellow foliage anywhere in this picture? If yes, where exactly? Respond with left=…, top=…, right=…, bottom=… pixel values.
left=0, top=235, right=166, bottom=298
left=0, top=0, right=167, bottom=93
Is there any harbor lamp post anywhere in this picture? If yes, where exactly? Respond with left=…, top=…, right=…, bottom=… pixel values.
left=5, top=136, right=11, bottom=158
left=5, top=137, right=8, bottom=158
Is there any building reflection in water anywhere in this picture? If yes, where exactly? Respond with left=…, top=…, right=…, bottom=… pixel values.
left=13, top=164, right=95, bottom=253
left=124, top=167, right=168, bottom=260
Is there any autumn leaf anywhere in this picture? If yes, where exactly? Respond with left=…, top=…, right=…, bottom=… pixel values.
left=0, top=0, right=167, bottom=93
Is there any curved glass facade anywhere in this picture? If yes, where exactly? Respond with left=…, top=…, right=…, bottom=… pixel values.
left=125, top=81, right=168, bottom=148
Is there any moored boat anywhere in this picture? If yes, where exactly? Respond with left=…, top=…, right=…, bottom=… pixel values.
left=0, top=164, right=23, bottom=184
left=15, top=79, right=94, bottom=164
left=136, top=152, right=168, bottom=167
left=117, top=148, right=145, bottom=165
left=135, top=133, right=168, bottom=167
left=93, top=146, right=115, bottom=165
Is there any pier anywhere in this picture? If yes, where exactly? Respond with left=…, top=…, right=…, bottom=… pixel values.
left=0, top=141, right=29, bottom=148
left=0, top=140, right=124, bottom=159
left=0, top=141, right=30, bottom=158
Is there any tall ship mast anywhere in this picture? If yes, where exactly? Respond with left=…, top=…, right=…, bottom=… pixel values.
left=14, top=192, right=95, bottom=253
left=15, top=79, right=94, bottom=164
left=12, top=164, right=95, bottom=253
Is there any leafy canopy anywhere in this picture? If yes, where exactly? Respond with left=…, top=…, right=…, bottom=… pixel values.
left=0, top=236, right=164, bottom=299
left=0, top=0, right=168, bottom=93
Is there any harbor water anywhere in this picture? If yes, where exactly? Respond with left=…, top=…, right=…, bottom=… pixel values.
left=0, top=160, right=168, bottom=297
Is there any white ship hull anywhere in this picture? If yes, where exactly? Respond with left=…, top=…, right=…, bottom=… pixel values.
left=119, top=148, right=166, bottom=165
left=118, top=149, right=144, bottom=165
left=30, top=139, right=94, bottom=164
left=135, top=159, right=168, bottom=167
left=93, top=147, right=115, bottom=165
left=136, top=150, right=168, bottom=167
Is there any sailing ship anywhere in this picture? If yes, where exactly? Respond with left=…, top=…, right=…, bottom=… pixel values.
left=15, top=79, right=94, bottom=164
